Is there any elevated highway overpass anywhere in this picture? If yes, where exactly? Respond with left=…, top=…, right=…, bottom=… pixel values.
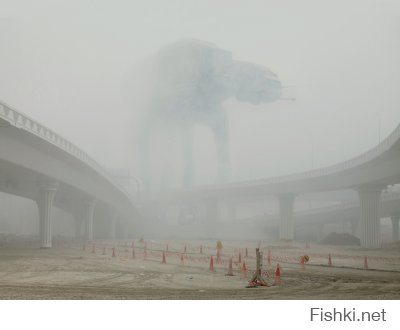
left=0, top=100, right=138, bottom=248
left=155, top=122, right=400, bottom=248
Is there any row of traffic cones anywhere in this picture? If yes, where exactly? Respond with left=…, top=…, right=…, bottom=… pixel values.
left=81, top=245, right=287, bottom=285
left=84, top=242, right=370, bottom=273
left=86, top=243, right=266, bottom=270
left=157, top=250, right=369, bottom=271
left=85, top=241, right=251, bottom=255
left=85, top=245, right=141, bottom=259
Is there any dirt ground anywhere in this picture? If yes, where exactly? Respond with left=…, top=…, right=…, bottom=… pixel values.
left=0, top=238, right=399, bottom=299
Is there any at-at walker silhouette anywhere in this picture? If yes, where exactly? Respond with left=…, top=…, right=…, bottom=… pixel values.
left=127, top=39, right=287, bottom=194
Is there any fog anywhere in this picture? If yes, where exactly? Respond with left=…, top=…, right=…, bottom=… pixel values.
left=1, top=0, right=400, bottom=191
left=2, top=1, right=400, bottom=306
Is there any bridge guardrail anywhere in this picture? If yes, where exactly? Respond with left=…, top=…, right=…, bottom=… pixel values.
left=0, top=100, right=134, bottom=205
left=190, top=121, right=400, bottom=192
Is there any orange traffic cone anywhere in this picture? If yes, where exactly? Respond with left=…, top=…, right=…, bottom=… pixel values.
left=209, top=256, right=214, bottom=271
left=300, top=255, right=305, bottom=270
left=112, top=247, right=116, bottom=257
left=102, top=246, right=106, bottom=255
left=180, top=254, right=184, bottom=266
left=241, top=261, right=248, bottom=276
left=225, top=258, right=234, bottom=276
left=364, top=256, right=368, bottom=270
left=328, top=254, right=332, bottom=267
left=238, top=252, right=242, bottom=263
left=132, top=247, right=135, bottom=259
left=161, top=252, right=166, bottom=264
left=267, top=250, right=271, bottom=265
left=275, top=264, right=281, bottom=286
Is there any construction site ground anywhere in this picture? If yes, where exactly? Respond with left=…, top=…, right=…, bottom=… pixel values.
left=0, top=238, right=399, bottom=299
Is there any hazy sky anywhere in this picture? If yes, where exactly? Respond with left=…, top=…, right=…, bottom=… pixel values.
left=1, top=0, right=400, bottom=185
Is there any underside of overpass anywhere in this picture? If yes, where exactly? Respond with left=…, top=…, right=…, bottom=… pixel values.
left=1, top=101, right=139, bottom=248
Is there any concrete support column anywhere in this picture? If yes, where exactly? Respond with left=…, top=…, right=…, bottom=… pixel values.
left=278, top=194, right=296, bottom=241
left=84, top=199, right=96, bottom=242
left=391, top=214, right=399, bottom=242
left=37, top=182, right=59, bottom=248
left=357, top=186, right=383, bottom=248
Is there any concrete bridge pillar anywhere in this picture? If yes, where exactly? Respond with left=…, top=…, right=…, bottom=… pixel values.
left=277, top=194, right=296, bottom=241
left=357, top=186, right=383, bottom=248
left=84, top=199, right=96, bottom=242
left=390, top=214, right=399, bottom=242
left=37, top=182, right=59, bottom=248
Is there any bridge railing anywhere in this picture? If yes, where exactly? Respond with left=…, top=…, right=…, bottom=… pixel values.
left=270, top=122, right=400, bottom=183
left=0, top=100, right=134, bottom=204
left=195, top=122, right=400, bottom=191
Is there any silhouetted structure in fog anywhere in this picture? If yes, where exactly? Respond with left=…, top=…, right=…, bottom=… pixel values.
left=129, top=39, right=282, bottom=191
